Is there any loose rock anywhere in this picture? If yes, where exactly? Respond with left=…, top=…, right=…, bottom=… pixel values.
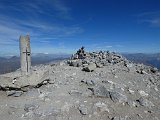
left=109, top=91, right=127, bottom=103
left=6, top=90, right=23, bottom=97
left=82, top=63, right=96, bottom=72
left=137, top=97, right=154, bottom=108
left=78, top=105, right=88, bottom=115
left=112, top=116, right=126, bottom=120
left=89, top=86, right=110, bottom=98
left=94, top=102, right=109, bottom=113
left=24, top=104, right=39, bottom=112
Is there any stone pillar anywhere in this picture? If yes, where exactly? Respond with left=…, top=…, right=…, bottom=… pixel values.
left=19, top=35, right=31, bottom=75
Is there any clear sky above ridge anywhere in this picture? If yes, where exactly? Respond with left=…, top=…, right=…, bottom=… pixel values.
left=0, top=0, right=160, bottom=56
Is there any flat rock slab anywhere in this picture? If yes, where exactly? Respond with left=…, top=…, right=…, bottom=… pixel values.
left=0, top=70, right=50, bottom=90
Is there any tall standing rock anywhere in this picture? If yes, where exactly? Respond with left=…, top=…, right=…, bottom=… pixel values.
left=19, top=35, right=31, bottom=75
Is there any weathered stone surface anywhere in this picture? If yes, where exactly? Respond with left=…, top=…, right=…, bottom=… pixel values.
left=112, top=116, right=126, bottom=120
left=127, top=88, right=135, bottom=94
left=93, top=102, right=109, bottom=113
left=135, top=64, right=159, bottom=75
left=13, top=91, right=23, bottom=97
left=23, top=111, right=35, bottom=118
left=126, top=100, right=139, bottom=107
left=69, top=90, right=82, bottom=96
left=0, top=70, right=51, bottom=91
left=150, top=67, right=158, bottom=73
left=83, top=63, right=96, bottom=72
left=23, top=107, right=60, bottom=119
left=36, top=108, right=60, bottom=117
left=81, top=79, right=95, bottom=86
left=6, top=90, right=23, bottom=97
left=138, top=90, right=148, bottom=96
left=78, top=105, right=88, bottom=115
left=89, top=86, right=110, bottom=98
left=137, top=97, right=154, bottom=108
left=6, top=90, right=16, bottom=96
left=68, top=60, right=82, bottom=67
left=95, top=62, right=103, bottom=68
left=109, top=91, right=127, bottom=103
left=61, top=102, right=73, bottom=113
left=24, top=104, right=39, bottom=112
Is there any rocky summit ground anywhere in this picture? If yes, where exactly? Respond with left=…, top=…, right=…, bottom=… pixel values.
left=0, top=48, right=160, bottom=120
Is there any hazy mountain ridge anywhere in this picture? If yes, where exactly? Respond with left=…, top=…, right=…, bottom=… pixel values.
left=122, top=53, right=160, bottom=69
left=0, top=53, right=71, bottom=74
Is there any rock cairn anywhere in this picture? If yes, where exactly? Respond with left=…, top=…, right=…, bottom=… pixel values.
left=68, top=47, right=159, bottom=73
left=68, top=47, right=128, bottom=72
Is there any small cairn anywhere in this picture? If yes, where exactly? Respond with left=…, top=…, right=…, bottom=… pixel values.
left=68, top=47, right=126, bottom=72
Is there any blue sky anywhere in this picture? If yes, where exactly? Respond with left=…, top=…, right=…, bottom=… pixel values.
left=0, top=0, right=160, bottom=56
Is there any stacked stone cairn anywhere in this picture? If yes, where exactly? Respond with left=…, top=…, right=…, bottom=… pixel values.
left=68, top=47, right=159, bottom=73
left=68, top=47, right=128, bottom=72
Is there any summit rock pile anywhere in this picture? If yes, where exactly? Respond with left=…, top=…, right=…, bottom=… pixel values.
left=68, top=47, right=127, bottom=71
left=68, top=47, right=158, bottom=74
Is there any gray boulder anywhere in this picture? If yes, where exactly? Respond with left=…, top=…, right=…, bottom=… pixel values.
left=109, top=91, right=127, bottom=103
left=81, top=79, right=95, bottom=86
left=82, top=63, right=96, bottom=72
left=78, top=105, right=88, bottom=115
left=93, top=102, right=109, bottom=113
left=24, top=104, right=39, bottom=112
left=96, top=62, right=103, bottom=68
left=136, top=97, right=154, bottom=108
left=89, top=86, right=110, bottom=98
left=68, top=60, right=82, bottom=67
left=6, top=90, right=23, bottom=97
left=69, top=90, right=82, bottom=96
left=6, top=90, right=16, bottom=96
left=150, top=67, right=158, bottom=73
left=112, top=116, right=126, bottom=120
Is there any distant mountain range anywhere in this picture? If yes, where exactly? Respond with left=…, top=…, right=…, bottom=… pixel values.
left=0, top=53, right=71, bottom=74
left=0, top=53, right=160, bottom=75
left=122, top=53, right=160, bottom=69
